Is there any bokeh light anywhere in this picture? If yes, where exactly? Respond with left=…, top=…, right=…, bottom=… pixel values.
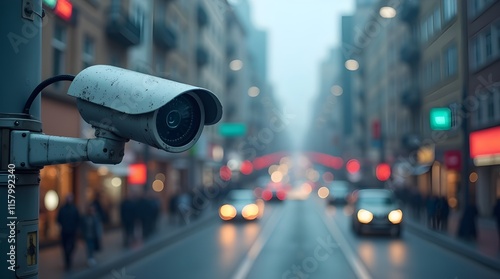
left=44, top=190, right=59, bottom=211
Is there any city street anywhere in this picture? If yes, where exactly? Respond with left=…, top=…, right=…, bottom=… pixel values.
left=91, top=196, right=500, bottom=279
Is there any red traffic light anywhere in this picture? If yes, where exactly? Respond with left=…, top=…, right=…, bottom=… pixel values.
left=376, top=163, right=391, bottom=181
left=128, top=163, right=147, bottom=185
left=240, top=160, right=253, bottom=175
left=54, top=0, right=73, bottom=22
left=346, top=159, right=360, bottom=174
left=219, top=166, right=232, bottom=181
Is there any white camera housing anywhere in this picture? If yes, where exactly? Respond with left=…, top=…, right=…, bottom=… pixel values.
left=67, top=65, right=222, bottom=153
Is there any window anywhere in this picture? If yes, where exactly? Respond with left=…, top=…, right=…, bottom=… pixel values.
left=444, top=43, right=457, bottom=78
left=443, top=0, right=457, bottom=23
left=434, top=7, right=441, bottom=34
left=52, top=21, right=66, bottom=77
left=131, top=4, right=145, bottom=41
left=470, top=0, right=496, bottom=19
left=420, top=7, right=442, bottom=44
left=471, top=36, right=482, bottom=69
left=82, top=35, right=95, bottom=69
left=420, top=21, right=428, bottom=43
left=471, top=23, right=500, bottom=70
left=485, top=29, right=493, bottom=59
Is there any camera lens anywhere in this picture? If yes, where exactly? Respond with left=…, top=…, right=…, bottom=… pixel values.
left=166, top=110, right=181, bottom=129
left=156, top=94, right=202, bottom=147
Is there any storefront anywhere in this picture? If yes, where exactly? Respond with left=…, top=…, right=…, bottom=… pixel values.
left=443, top=150, right=461, bottom=209
left=39, top=164, right=75, bottom=245
left=470, top=126, right=500, bottom=215
left=416, top=145, right=435, bottom=197
left=80, top=163, right=127, bottom=227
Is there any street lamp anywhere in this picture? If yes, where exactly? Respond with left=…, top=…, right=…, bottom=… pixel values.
left=248, top=86, right=260, bottom=97
left=379, top=6, right=397, bottom=19
left=345, top=59, right=359, bottom=71
left=229, top=59, right=243, bottom=71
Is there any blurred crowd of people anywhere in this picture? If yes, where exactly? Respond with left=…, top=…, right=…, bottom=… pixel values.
left=120, top=191, right=161, bottom=248
left=395, top=188, right=500, bottom=246
left=56, top=182, right=232, bottom=271
left=394, top=188, right=451, bottom=232
left=56, top=194, right=104, bottom=270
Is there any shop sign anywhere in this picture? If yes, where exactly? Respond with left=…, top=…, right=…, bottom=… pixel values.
left=470, top=127, right=500, bottom=158
left=444, top=150, right=461, bottom=171
left=417, top=145, right=435, bottom=164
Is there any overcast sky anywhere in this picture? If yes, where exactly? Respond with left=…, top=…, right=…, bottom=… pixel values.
left=248, top=0, right=355, bottom=146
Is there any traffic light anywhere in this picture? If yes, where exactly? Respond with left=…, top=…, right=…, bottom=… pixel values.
left=375, top=163, right=391, bottom=181
left=128, top=163, right=147, bottom=185
left=430, top=108, right=451, bottom=130
left=346, top=159, right=360, bottom=174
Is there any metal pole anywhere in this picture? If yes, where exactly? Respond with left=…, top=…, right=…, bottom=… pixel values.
left=1, top=0, right=43, bottom=278
left=460, top=0, right=471, bottom=208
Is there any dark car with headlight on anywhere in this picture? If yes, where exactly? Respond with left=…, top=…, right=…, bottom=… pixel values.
left=219, top=189, right=264, bottom=221
left=351, top=189, right=403, bottom=237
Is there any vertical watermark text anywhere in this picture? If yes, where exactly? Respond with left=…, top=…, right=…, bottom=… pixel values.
left=6, top=164, right=17, bottom=272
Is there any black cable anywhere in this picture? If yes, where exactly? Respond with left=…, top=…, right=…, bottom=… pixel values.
left=23, top=74, right=76, bottom=114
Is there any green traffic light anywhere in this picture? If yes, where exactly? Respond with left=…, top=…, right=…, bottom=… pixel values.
left=430, top=108, right=451, bottom=130
left=43, top=0, right=57, bottom=9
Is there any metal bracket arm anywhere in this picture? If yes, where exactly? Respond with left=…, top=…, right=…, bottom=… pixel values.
left=10, top=131, right=126, bottom=168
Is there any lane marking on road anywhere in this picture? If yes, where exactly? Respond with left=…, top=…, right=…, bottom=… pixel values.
left=232, top=203, right=285, bottom=279
left=317, top=201, right=372, bottom=279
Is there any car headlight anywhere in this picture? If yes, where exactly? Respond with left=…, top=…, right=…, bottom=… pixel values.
left=219, top=204, right=237, bottom=220
left=317, top=186, right=329, bottom=199
left=388, top=209, right=403, bottom=224
left=357, top=209, right=373, bottom=224
left=242, top=204, right=259, bottom=220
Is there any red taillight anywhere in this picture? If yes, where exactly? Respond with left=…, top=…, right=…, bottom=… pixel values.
left=262, top=190, right=272, bottom=201
left=277, top=190, right=286, bottom=201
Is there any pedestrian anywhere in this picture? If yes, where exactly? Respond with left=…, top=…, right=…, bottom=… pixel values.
left=57, top=194, right=80, bottom=271
left=137, top=192, right=160, bottom=241
left=169, top=191, right=179, bottom=225
left=426, top=195, right=438, bottom=229
left=120, top=192, right=137, bottom=248
left=435, top=196, right=450, bottom=231
left=458, top=201, right=478, bottom=240
left=80, top=204, right=103, bottom=267
left=493, top=198, right=500, bottom=248
left=91, top=192, right=109, bottom=225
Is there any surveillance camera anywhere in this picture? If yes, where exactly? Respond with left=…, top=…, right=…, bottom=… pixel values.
left=67, top=65, right=222, bottom=153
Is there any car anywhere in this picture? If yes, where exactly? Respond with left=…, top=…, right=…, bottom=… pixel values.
left=219, top=189, right=264, bottom=221
left=351, top=189, right=403, bottom=237
left=258, top=182, right=289, bottom=202
left=326, top=180, right=351, bottom=205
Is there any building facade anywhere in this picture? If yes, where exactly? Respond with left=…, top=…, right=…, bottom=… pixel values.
left=467, top=0, right=500, bottom=215
left=40, top=0, right=142, bottom=245
left=38, top=0, right=271, bottom=245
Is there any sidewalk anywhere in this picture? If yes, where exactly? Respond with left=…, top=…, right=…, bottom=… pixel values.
left=39, top=209, right=218, bottom=279
left=404, top=208, right=500, bottom=272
